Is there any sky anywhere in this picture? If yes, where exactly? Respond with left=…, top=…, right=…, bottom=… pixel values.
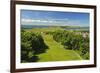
left=21, top=9, right=90, bottom=27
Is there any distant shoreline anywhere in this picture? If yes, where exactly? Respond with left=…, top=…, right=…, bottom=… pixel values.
left=21, top=25, right=89, bottom=29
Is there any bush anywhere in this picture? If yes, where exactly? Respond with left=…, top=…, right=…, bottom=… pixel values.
left=83, top=52, right=89, bottom=59
left=21, top=30, right=48, bottom=62
left=52, top=30, right=89, bottom=59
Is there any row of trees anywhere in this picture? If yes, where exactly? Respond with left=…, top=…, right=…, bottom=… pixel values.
left=53, top=30, right=89, bottom=59
left=21, top=30, right=48, bottom=62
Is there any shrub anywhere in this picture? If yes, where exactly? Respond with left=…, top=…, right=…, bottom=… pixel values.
left=52, top=30, right=89, bottom=59
left=21, top=30, right=48, bottom=62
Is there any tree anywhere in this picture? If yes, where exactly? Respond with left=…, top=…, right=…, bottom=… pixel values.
left=52, top=30, right=89, bottom=60
left=21, top=30, right=48, bottom=62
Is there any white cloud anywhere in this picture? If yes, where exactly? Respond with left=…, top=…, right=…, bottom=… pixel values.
left=22, top=19, right=44, bottom=23
left=21, top=18, right=84, bottom=26
left=21, top=18, right=68, bottom=24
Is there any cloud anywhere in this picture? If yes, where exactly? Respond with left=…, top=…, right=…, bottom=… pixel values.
left=22, top=19, right=49, bottom=23
left=21, top=18, right=68, bottom=24
left=21, top=18, right=84, bottom=26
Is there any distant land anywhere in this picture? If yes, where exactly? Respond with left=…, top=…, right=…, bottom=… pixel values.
left=21, top=25, right=89, bottom=29
left=21, top=25, right=89, bottom=32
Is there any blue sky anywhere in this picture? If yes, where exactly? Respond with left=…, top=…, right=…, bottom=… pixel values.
left=21, top=9, right=90, bottom=26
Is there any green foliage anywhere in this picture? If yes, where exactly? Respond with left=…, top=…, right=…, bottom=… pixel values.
left=21, top=30, right=48, bottom=62
left=53, top=30, right=89, bottom=59
left=21, top=27, right=89, bottom=62
left=83, top=52, right=89, bottom=59
left=79, top=36, right=89, bottom=59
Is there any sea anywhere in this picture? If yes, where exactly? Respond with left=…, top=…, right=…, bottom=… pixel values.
left=21, top=25, right=89, bottom=31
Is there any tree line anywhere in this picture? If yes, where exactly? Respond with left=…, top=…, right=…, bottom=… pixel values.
left=53, top=30, right=89, bottom=59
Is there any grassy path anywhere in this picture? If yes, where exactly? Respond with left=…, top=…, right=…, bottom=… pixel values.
left=37, top=34, right=82, bottom=62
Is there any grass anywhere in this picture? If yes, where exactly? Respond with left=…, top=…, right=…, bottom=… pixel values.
left=37, top=34, right=82, bottom=62
left=25, top=27, right=63, bottom=33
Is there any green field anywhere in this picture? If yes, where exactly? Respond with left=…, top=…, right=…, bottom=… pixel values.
left=21, top=27, right=90, bottom=63
left=37, top=34, right=82, bottom=62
